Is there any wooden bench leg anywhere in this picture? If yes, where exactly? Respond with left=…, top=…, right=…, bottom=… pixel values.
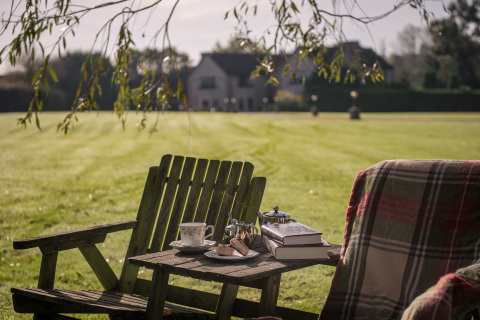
left=37, top=252, right=58, bottom=289
left=216, top=283, right=240, bottom=320
left=259, top=274, right=281, bottom=316
left=146, top=268, right=170, bottom=320
left=33, top=252, right=59, bottom=320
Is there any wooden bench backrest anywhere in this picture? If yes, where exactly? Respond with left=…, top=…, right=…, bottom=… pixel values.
left=118, top=154, right=266, bottom=293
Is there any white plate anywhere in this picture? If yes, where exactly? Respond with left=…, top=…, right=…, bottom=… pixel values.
left=204, top=249, right=259, bottom=261
left=169, top=240, right=216, bottom=253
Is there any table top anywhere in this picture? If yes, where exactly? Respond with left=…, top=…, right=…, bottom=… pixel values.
left=129, top=237, right=341, bottom=285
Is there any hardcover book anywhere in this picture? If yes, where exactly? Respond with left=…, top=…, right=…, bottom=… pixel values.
left=260, top=222, right=323, bottom=246
left=263, top=236, right=330, bottom=260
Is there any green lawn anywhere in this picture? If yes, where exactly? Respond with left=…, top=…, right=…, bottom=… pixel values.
left=1, top=111, right=480, bottom=319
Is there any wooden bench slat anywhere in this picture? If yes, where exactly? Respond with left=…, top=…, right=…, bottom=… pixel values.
left=163, top=157, right=197, bottom=251
left=195, top=160, right=220, bottom=223
left=241, top=176, right=266, bottom=222
left=213, top=161, right=244, bottom=240
left=206, top=161, right=232, bottom=230
left=231, top=162, right=254, bottom=220
left=151, top=155, right=185, bottom=252
left=184, top=158, right=209, bottom=223
left=11, top=288, right=216, bottom=317
left=118, top=165, right=163, bottom=293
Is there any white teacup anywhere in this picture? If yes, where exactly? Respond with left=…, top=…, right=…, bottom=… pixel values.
left=179, top=222, right=214, bottom=247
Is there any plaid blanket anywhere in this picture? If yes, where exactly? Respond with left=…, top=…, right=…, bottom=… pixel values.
left=401, top=261, right=480, bottom=319
left=320, top=160, right=480, bottom=320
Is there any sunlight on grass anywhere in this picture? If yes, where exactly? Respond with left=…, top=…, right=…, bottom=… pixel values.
left=1, top=111, right=480, bottom=319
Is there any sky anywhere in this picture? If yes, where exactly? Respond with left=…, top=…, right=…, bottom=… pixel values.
left=0, top=0, right=451, bottom=72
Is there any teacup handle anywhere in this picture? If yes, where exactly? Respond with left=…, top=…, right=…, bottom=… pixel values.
left=204, top=225, right=214, bottom=239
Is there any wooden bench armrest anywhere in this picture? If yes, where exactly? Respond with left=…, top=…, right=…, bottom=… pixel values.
left=13, top=220, right=137, bottom=251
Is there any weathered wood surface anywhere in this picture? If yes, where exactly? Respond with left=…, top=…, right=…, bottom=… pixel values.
left=135, top=282, right=322, bottom=320
left=259, top=274, right=281, bottom=316
left=146, top=268, right=170, bottom=320
left=128, top=237, right=340, bottom=319
left=37, top=252, right=58, bottom=290
left=79, top=245, right=118, bottom=291
left=13, top=220, right=137, bottom=250
left=216, top=283, right=239, bottom=320
left=12, top=155, right=267, bottom=319
left=129, top=237, right=341, bottom=285
left=11, top=288, right=217, bottom=318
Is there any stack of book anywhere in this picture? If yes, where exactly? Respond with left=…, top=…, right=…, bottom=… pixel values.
left=261, top=222, right=330, bottom=260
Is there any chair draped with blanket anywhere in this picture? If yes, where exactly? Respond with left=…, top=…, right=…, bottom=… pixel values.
left=320, top=159, right=480, bottom=320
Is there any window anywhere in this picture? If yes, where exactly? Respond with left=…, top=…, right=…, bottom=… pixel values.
left=199, top=76, right=216, bottom=89
left=238, top=75, right=250, bottom=87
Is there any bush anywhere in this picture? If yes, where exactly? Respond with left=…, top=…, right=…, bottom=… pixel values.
left=303, top=87, right=480, bottom=112
left=423, top=70, right=438, bottom=89
left=274, top=90, right=308, bottom=111
left=447, top=74, right=462, bottom=89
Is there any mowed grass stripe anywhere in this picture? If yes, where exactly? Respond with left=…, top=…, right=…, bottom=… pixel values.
left=1, top=111, right=479, bottom=319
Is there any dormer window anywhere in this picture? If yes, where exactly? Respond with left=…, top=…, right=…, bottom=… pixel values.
left=199, top=76, right=216, bottom=89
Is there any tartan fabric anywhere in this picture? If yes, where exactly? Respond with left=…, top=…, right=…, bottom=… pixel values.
left=401, top=261, right=480, bottom=319
left=319, top=160, right=480, bottom=320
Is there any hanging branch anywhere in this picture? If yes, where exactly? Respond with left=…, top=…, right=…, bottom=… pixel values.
left=0, top=0, right=431, bottom=132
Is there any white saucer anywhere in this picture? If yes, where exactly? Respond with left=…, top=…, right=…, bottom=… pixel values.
left=169, top=240, right=216, bottom=253
left=204, top=249, right=259, bottom=261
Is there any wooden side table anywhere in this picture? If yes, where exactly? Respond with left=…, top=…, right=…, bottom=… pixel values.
left=129, top=237, right=340, bottom=320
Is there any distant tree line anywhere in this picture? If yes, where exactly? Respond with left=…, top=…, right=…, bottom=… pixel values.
left=1, top=0, right=478, bottom=116
left=0, top=49, right=192, bottom=115
left=390, top=0, right=480, bottom=90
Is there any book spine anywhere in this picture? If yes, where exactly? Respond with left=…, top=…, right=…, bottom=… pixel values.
left=262, top=235, right=279, bottom=258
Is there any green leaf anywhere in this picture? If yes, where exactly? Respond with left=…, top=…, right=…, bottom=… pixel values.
left=35, top=91, right=43, bottom=112
left=47, top=65, right=58, bottom=82
left=35, top=111, right=41, bottom=131
left=266, top=75, right=280, bottom=86
left=291, top=1, right=299, bottom=13
left=31, top=69, right=41, bottom=86
left=317, top=68, right=328, bottom=79
left=81, top=60, right=88, bottom=81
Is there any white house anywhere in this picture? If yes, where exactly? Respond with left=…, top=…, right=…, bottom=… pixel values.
left=187, top=53, right=269, bottom=111
left=187, top=43, right=393, bottom=112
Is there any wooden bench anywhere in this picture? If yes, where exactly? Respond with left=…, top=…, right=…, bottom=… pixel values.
left=11, top=154, right=266, bottom=319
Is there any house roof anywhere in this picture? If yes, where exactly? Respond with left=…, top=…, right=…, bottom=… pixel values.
left=203, top=53, right=259, bottom=76
left=199, top=42, right=392, bottom=76
left=324, top=42, right=393, bottom=70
